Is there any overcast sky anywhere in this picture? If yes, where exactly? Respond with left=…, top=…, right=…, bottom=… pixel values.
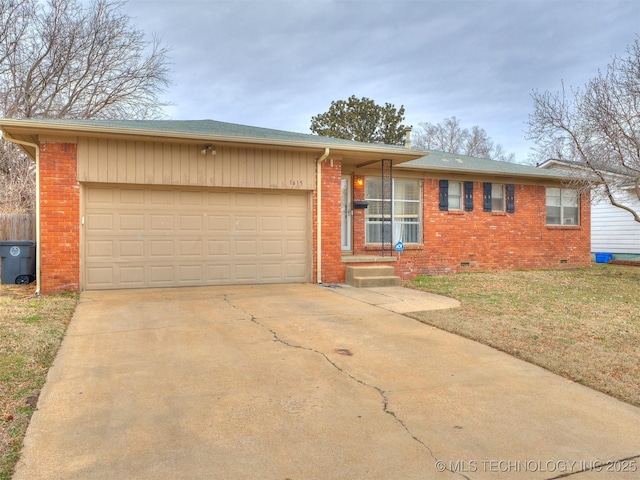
left=120, top=0, right=640, bottom=162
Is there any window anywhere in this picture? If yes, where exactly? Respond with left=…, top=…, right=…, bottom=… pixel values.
left=448, top=181, right=462, bottom=210
left=439, top=180, right=474, bottom=211
left=491, top=184, right=505, bottom=212
left=483, top=182, right=515, bottom=213
left=365, top=177, right=421, bottom=244
left=546, top=188, right=579, bottom=225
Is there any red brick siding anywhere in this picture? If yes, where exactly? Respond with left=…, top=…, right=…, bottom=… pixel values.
left=312, top=158, right=344, bottom=284
left=39, top=142, right=80, bottom=293
left=350, top=177, right=591, bottom=279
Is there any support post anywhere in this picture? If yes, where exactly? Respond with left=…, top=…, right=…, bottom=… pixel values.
left=381, top=158, right=393, bottom=256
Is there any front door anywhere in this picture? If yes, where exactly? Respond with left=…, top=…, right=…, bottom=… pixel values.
left=341, top=176, right=352, bottom=251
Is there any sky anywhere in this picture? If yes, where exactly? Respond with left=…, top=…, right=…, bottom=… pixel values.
left=119, top=0, right=640, bottom=163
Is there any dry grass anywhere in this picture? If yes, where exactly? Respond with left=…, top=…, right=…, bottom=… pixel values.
left=0, top=284, right=78, bottom=480
left=407, top=264, right=640, bottom=408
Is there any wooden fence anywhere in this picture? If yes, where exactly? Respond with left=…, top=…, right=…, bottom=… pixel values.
left=0, top=214, right=36, bottom=241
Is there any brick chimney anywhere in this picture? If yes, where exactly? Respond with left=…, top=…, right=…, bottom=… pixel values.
left=404, top=126, right=413, bottom=149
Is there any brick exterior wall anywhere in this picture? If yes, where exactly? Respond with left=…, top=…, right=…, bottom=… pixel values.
left=348, top=177, right=591, bottom=281
left=39, top=142, right=80, bottom=293
left=35, top=140, right=590, bottom=291
left=313, top=158, right=344, bottom=284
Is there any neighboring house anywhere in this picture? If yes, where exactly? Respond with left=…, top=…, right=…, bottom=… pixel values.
left=0, top=119, right=590, bottom=294
left=538, top=159, right=640, bottom=259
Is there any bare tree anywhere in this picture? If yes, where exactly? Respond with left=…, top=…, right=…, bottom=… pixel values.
left=413, top=116, right=515, bottom=162
left=527, top=38, right=640, bottom=222
left=0, top=0, right=171, bottom=212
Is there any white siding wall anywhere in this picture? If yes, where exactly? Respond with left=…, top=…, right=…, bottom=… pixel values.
left=592, top=191, right=640, bottom=254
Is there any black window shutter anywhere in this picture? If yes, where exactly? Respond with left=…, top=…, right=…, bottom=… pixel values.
left=464, top=181, right=474, bottom=211
left=506, top=184, right=515, bottom=213
left=439, top=179, right=449, bottom=211
left=483, top=182, right=492, bottom=212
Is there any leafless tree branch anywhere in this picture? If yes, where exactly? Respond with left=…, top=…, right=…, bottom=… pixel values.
left=412, top=116, right=516, bottom=162
left=0, top=0, right=172, bottom=212
left=527, top=37, right=640, bottom=222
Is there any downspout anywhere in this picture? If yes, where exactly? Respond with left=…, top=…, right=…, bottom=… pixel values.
left=316, top=148, right=330, bottom=284
left=2, top=133, right=41, bottom=295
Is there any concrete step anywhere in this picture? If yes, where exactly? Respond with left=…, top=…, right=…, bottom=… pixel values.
left=350, top=275, right=402, bottom=288
left=345, top=266, right=401, bottom=288
left=346, top=265, right=396, bottom=282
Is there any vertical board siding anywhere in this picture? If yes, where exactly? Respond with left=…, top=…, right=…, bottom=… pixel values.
left=78, top=138, right=316, bottom=190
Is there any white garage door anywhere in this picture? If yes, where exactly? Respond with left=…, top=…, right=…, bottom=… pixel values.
left=84, top=186, right=310, bottom=290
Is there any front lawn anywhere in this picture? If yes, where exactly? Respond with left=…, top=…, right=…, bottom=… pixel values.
left=408, top=265, right=640, bottom=408
left=0, top=285, right=78, bottom=480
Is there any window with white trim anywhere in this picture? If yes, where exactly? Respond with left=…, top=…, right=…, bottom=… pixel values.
left=365, top=177, right=421, bottom=244
left=491, top=184, right=505, bottom=212
left=546, top=188, right=579, bottom=225
left=448, top=181, right=462, bottom=210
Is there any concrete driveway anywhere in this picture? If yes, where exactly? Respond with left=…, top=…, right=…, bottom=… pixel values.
left=13, top=284, right=640, bottom=480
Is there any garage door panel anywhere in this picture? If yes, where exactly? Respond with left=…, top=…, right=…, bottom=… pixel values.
left=87, top=240, right=113, bottom=259
left=119, top=266, right=145, bottom=285
left=87, top=214, right=113, bottom=231
left=151, top=215, right=174, bottom=231
left=150, top=265, right=174, bottom=283
left=150, top=190, right=174, bottom=205
left=120, top=189, right=144, bottom=205
left=261, top=264, right=283, bottom=280
left=286, top=216, right=307, bottom=232
left=179, top=215, right=203, bottom=231
left=235, top=193, right=258, bottom=206
left=235, top=240, right=257, bottom=256
left=262, top=240, right=283, bottom=255
left=234, top=216, right=257, bottom=232
left=120, top=214, right=145, bottom=231
left=286, top=263, right=307, bottom=280
left=86, top=266, right=114, bottom=289
left=87, top=188, right=113, bottom=205
left=261, top=216, right=282, bottom=231
left=262, top=194, right=283, bottom=208
left=150, top=240, right=174, bottom=257
left=179, top=240, right=203, bottom=256
left=85, top=187, right=310, bottom=289
left=179, top=265, right=204, bottom=282
left=119, top=240, right=144, bottom=258
left=235, top=264, right=258, bottom=281
left=179, top=191, right=203, bottom=205
left=286, top=239, right=307, bottom=255
left=208, top=240, right=230, bottom=256
left=208, top=192, right=230, bottom=206
left=208, top=265, right=231, bottom=282
left=208, top=216, right=230, bottom=232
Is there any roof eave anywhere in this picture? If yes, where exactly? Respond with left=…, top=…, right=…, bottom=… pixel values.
left=0, top=119, right=428, bottom=162
left=399, top=163, right=569, bottom=181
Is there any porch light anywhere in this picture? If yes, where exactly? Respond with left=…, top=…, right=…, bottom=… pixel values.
left=201, top=145, right=216, bottom=155
left=355, top=177, right=364, bottom=187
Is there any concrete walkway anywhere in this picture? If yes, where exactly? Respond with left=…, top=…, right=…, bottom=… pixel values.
left=13, top=284, right=640, bottom=479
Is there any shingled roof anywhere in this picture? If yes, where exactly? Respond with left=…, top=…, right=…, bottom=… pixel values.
left=402, top=150, right=566, bottom=180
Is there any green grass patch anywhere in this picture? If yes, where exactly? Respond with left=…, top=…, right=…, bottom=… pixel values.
left=0, top=285, right=78, bottom=480
left=408, top=265, right=640, bottom=408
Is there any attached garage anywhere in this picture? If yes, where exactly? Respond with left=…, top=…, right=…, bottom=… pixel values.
left=84, top=186, right=310, bottom=289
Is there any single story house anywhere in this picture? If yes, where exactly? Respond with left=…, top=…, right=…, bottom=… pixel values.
left=0, top=119, right=591, bottom=294
left=539, top=159, right=640, bottom=260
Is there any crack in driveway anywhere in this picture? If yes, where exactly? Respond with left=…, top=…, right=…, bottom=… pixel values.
left=223, top=295, right=472, bottom=480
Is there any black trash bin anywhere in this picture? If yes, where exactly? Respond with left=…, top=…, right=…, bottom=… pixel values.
left=0, top=241, right=36, bottom=284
